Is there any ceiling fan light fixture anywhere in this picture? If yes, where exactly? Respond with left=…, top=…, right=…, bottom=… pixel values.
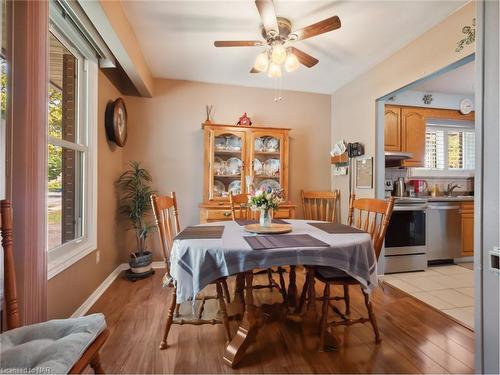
left=253, top=51, right=269, bottom=72
left=268, top=62, right=282, bottom=78
left=271, top=42, right=287, bottom=65
left=284, top=51, right=299, bottom=72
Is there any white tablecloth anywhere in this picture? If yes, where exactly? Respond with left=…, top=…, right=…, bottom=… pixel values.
left=170, top=220, right=377, bottom=303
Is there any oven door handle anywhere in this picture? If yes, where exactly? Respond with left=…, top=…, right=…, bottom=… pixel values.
left=394, top=205, right=427, bottom=211
left=427, top=205, right=461, bottom=210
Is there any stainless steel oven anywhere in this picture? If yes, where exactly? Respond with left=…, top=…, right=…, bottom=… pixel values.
left=384, top=199, right=427, bottom=273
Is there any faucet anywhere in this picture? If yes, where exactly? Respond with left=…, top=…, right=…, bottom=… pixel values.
left=445, top=182, right=461, bottom=196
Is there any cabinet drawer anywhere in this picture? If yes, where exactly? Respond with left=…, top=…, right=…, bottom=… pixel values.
left=206, top=209, right=234, bottom=221
left=273, top=208, right=292, bottom=219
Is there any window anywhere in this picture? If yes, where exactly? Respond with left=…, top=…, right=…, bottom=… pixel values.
left=47, top=14, right=98, bottom=278
left=415, top=124, right=475, bottom=176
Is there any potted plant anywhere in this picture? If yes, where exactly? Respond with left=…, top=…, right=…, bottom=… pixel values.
left=117, top=161, right=155, bottom=275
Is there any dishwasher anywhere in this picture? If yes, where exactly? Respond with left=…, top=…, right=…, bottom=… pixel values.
left=427, top=202, right=462, bottom=261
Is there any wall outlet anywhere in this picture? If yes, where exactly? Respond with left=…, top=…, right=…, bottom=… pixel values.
left=96, top=250, right=100, bottom=264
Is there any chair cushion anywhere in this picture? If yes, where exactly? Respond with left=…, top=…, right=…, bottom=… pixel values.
left=0, top=313, right=106, bottom=374
left=315, top=266, right=357, bottom=283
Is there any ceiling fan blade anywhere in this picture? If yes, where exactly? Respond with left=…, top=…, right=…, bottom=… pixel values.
left=289, top=47, right=319, bottom=68
left=290, top=16, right=341, bottom=41
left=255, top=0, right=279, bottom=36
left=214, top=41, right=263, bottom=47
left=250, top=67, right=262, bottom=73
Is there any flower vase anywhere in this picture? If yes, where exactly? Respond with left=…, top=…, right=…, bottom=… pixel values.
left=259, top=208, right=272, bottom=227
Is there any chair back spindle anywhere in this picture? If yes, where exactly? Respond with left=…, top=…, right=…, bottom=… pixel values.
left=151, top=193, right=181, bottom=279
left=229, top=192, right=253, bottom=220
left=1, top=200, right=21, bottom=330
left=347, top=194, right=395, bottom=259
left=301, top=190, right=340, bottom=222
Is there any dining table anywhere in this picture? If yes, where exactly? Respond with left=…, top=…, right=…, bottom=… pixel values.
left=169, top=219, right=377, bottom=368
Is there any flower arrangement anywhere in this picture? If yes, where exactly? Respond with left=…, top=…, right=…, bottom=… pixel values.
left=248, top=187, right=284, bottom=227
left=249, top=187, right=284, bottom=210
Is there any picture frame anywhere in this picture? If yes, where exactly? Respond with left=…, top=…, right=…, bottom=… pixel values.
left=355, top=157, right=373, bottom=189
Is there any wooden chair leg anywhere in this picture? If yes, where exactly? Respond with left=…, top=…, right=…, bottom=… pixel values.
left=277, top=267, right=287, bottom=302
left=318, top=283, right=330, bottom=351
left=217, top=281, right=232, bottom=342
left=343, top=284, right=350, bottom=315
left=160, top=290, right=177, bottom=350
left=362, top=287, right=381, bottom=344
left=222, top=279, right=231, bottom=304
left=267, top=268, right=274, bottom=290
left=90, top=353, right=105, bottom=374
left=297, top=275, right=309, bottom=314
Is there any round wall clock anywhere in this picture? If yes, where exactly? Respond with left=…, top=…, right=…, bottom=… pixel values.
left=105, top=98, right=128, bottom=147
left=459, top=98, right=473, bottom=115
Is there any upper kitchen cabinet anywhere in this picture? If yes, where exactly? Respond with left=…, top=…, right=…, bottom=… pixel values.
left=384, top=105, right=426, bottom=167
left=384, top=105, right=402, bottom=151
left=401, top=108, right=426, bottom=167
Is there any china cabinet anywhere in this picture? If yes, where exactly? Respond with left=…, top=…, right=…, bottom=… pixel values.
left=200, top=123, right=295, bottom=223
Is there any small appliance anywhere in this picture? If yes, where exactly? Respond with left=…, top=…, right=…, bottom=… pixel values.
left=393, top=177, right=406, bottom=197
left=409, top=179, right=428, bottom=195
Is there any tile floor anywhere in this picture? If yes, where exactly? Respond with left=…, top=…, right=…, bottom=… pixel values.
left=381, top=264, right=475, bottom=330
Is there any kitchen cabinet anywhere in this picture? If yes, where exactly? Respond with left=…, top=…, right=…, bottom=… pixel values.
left=384, top=105, right=426, bottom=167
left=384, top=105, right=402, bottom=151
left=461, top=201, right=474, bottom=257
left=401, top=108, right=426, bottom=167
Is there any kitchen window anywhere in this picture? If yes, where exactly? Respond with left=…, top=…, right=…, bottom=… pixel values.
left=47, top=4, right=98, bottom=279
left=413, top=123, right=475, bottom=177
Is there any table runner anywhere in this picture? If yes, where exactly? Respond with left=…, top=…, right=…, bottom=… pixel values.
left=244, top=234, right=330, bottom=250
left=174, top=225, right=225, bottom=240
left=308, top=222, right=366, bottom=234
left=170, top=220, right=377, bottom=303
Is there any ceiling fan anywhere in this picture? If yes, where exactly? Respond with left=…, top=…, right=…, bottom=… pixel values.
left=213, top=0, right=341, bottom=77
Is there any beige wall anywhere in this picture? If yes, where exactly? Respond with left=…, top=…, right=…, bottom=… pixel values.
left=47, top=71, right=125, bottom=319
left=331, top=2, right=475, bottom=218
left=123, top=79, right=331, bottom=258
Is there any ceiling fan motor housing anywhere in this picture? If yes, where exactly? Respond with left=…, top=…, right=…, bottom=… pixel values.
left=261, top=17, right=293, bottom=43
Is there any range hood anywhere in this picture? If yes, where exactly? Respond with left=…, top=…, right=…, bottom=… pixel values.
left=385, top=151, right=413, bottom=160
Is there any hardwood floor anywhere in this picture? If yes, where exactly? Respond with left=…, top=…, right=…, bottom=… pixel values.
left=87, top=269, right=474, bottom=373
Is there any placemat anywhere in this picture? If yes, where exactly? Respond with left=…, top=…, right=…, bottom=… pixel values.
left=235, top=219, right=289, bottom=226
left=308, top=222, right=366, bottom=234
left=244, top=234, right=330, bottom=250
left=174, top=226, right=225, bottom=240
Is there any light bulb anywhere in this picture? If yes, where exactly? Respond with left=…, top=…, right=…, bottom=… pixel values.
left=271, top=43, right=287, bottom=65
left=253, top=52, right=269, bottom=72
left=284, top=52, right=300, bottom=72
left=267, top=62, right=282, bottom=78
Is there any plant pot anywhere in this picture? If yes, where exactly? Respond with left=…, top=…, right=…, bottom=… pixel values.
left=129, top=250, right=153, bottom=274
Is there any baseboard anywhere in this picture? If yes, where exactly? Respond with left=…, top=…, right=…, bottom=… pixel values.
left=71, top=262, right=165, bottom=318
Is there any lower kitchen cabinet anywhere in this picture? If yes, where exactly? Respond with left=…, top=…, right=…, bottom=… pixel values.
left=461, top=202, right=474, bottom=257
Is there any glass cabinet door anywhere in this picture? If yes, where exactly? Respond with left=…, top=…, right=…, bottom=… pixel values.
left=249, top=131, right=285, bottom=196
left=209, top=130, right=246, bottom=200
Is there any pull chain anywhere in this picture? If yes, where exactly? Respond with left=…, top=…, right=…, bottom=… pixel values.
left=273, top=77, right=283, bottom=102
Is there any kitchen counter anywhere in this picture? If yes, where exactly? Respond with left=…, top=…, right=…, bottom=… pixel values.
left=426, top=196, right=474, bottom=202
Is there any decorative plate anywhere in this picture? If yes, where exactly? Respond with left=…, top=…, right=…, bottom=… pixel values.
left=258, top=179, right=281, bottom=191
left=263, top=159, right=280, bottom=176
left=226, top=135, right=242, bottom=151
left=254, top=137, right=265, bottom=152
left=264, top=137, right=279, bottom=152
left=244, top=223, right=292, bottom=234
left=226, top=157, right=242, bottom=175
left=215, top=137, right=226, bottom=150
left=228, top=180, right=241, bottom=195
left=213, top=157, right=226, bottom=175
left=253, top=158, right=263, bottom=175
left=213, top=180, right=225, bottom=197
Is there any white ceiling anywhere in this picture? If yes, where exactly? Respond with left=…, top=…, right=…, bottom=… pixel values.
left=412, top=60, right=475, bottom=95
left=122, top=0, right=467, bottom=94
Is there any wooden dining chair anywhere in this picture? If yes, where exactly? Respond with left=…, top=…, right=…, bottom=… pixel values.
left=0, top=200, right=109, bottom=374
left=313, top=194, right=395, bottom=349
left=228, top=192, right=287, bottom=301
left=301, top=190, right=340, bottom=222
left=151, top=193, right=232, bottom=350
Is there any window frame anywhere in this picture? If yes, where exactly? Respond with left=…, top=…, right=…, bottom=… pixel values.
left=411, top=123, right=475, bottom=178
left=47, top=25, right=98, bottom=280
